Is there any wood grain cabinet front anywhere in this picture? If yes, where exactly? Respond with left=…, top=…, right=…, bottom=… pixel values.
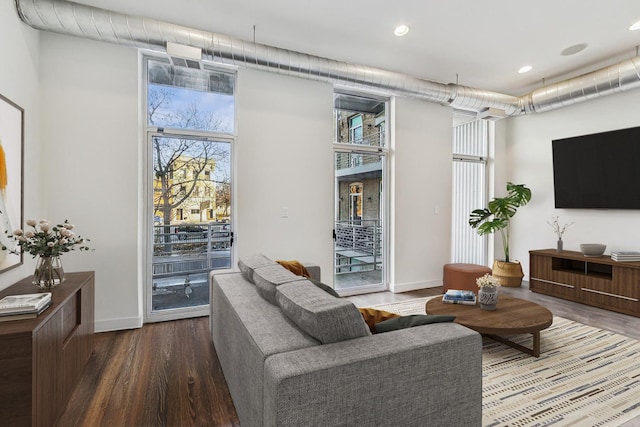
left=530, top=250, right=640, bottom=317
left=0, top=271, right=95, bottom=427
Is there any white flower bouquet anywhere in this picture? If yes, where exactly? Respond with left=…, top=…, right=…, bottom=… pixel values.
left=3, top=219, right=91, bottom=258
left=476, top=273, right=501, bottom=289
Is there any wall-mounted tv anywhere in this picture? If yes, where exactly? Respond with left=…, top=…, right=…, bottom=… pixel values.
left=552, top=126, right=640, bottom=209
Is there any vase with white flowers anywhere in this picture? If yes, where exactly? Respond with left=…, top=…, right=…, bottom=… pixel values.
left=476, top=273, right=501, bottom=310
left=3, top=219, right=91, bottom=290
left=547, top=216, right=573, bottom=252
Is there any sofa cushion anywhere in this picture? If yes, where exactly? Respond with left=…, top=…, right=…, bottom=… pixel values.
left=254, top=264, right=306, bottom=304
left=309, top=278, right=341, bottom=298
left=238, top=254, right=276, bottom=283
left=276, top=281, right=370, bottom=344
left=374, top=314, right=456, bottom=333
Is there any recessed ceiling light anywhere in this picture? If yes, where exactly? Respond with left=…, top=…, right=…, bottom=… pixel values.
left=561, top=43, right=588, bottom=56
left=630, top=21, right=640, bottom=31
left=394, top=24, right=410, bottom=37
left=518, top=65, right=533, bottom=74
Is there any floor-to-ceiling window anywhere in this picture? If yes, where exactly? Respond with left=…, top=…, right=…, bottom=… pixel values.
left=333, top=92, right=388, bottom=294
left=451, top=119, right=489, bottom=265
left=144, top=56, right=235, bottom=322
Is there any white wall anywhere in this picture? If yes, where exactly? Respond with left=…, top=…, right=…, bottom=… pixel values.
left=391, top=97, right=453, bottom=292
left=500, top=89, right=640, bottom=278
left=1, top=3, right=457, bottom=329
left=236, top=69, right=335, bottom=280
left=236, top=72, right=456, bottom=291
left=39, top=33, right=141, bottom=331
left=0, top=2, right=43, bottom=288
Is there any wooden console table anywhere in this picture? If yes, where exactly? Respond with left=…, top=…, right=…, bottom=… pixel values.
left=0, top=271, right=95, bottom=427
left=530, top=249, right=640, bottom=317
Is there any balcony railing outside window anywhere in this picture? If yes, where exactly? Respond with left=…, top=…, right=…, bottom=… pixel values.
left=334, top=219, right=382, bottom=274
left=152, top=222, right=232, bottom=278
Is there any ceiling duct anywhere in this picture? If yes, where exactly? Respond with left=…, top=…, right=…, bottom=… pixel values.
left=13, top=0, right=520, bottom=115
left=14, top=0, right=640, bottom=117
left=522, top=56, right=640, bottom=113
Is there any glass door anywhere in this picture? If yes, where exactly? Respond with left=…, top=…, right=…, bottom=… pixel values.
left=333, top=92, right=388, bottom=294
left=147, top=133, right=232, bottom=320
left=143, top=56, right=235, bottom=322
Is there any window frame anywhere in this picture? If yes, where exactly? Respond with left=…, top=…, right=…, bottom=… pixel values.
left=142, top=53, right=237, bottom=324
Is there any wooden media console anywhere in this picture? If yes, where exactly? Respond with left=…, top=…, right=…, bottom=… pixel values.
left=529, top=249, right=640, bottom=317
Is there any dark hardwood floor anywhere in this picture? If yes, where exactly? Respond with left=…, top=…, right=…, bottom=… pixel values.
left=57, top=318, right=239, bottom=427
left=57, top=283, right=640, bottom=426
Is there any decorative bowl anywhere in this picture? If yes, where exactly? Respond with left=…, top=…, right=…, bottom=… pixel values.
left=580, top=243, right=606, bottom=257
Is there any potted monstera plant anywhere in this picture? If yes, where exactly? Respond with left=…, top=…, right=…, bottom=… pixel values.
left=469, top=182, right=532, bottom=287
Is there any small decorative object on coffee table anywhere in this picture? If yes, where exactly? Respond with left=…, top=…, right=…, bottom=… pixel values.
left=477, top=273, right=500, bottom=310
left=443, top=289, right=477, bottom=305
left=2, top=219, right=91, bottom=290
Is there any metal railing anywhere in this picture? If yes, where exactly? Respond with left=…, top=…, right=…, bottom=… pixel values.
left=335, top=130, right=384, bottom=170
left=152, top=222, right=232, bottom=278
left=334, top=219, right=382, bottom=273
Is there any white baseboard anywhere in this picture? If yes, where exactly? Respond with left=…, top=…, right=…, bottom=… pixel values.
left=390, top=278, right=441, bottom=293
left=95, top=316, right=143, bottom=333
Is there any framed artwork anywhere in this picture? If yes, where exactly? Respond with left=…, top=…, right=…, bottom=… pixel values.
left=0, top=94, right=24, bottom=273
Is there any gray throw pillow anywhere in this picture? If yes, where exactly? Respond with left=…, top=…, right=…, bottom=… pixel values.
left=374, top=315, right=456, bottom=334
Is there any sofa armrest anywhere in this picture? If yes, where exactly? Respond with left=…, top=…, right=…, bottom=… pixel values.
left=263, top=323, right=482, bottom=427
left=302, top=263, right=321, bottom=282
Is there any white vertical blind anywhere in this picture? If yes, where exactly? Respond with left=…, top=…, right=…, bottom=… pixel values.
left=451, top=120, right=488, bottom=265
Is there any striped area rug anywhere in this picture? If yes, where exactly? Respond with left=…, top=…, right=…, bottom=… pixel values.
left=369, top=297, right=640, bottom=427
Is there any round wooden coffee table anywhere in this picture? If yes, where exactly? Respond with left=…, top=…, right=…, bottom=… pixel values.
left=426, top=295, right=553, bottom=357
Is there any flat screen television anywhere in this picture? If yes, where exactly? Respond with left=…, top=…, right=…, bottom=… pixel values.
left=552, top=126, right=640, bottom=209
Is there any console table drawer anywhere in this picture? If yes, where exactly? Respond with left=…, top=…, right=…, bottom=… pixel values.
left=62, top=292, right=80, bottom=342
left=612, top=267, right=640, bottom=299
left=530, top=277, right=576, bottom=300
left=580, top=287, right=639, bottom=314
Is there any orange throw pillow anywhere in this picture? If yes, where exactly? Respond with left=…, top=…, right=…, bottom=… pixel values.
left=276, top=260, right=311, bottom=278
left=358, top=308, right=401, bottom=334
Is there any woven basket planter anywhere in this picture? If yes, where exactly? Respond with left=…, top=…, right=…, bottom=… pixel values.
left=492, top=260, right=524, bottom=287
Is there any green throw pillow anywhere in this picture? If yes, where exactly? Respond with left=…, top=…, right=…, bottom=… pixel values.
left=374, top=314, right=456, bottom=333
left=309, top=279, right=341, bottom=298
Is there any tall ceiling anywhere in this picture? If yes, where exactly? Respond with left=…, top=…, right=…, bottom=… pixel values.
left=72, top=0, right=640, bottom=96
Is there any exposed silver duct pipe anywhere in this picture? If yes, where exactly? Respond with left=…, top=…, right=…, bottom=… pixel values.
left=523, top=56, right=640, bottom=113
left=13, top=0, right=522, bottom=115
left=15, top=0, right=640, bottom=117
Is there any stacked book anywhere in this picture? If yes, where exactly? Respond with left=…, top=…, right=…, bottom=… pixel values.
left=443, top=289, right=477, bottom=305
left=611, top=251, right=640, bottom=262
left=0, top=292, right=52, bottom=322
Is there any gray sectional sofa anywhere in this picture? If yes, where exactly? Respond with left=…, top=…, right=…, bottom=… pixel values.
left=209, top=254, right=482, bottom=426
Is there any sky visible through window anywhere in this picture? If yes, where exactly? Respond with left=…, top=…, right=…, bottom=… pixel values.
left=148, top=84, right=235, bottom=134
